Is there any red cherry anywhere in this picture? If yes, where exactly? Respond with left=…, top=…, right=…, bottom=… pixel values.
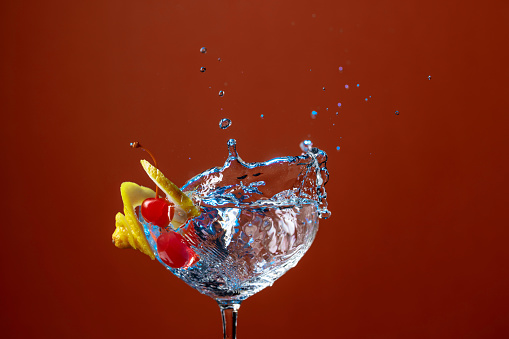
left=157, top=231, right=199, bottom=269
left=141, top=198, right=174, bottom=227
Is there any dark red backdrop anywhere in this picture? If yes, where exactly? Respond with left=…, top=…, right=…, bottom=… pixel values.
left=1, top=0, right=508, bottom=338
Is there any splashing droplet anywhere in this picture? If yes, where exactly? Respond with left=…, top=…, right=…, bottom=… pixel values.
left=395, top=111, right=399, bottom=115
left=311, top=110, right=318, bottom=119
left=300, top=140, right=313, bottom=152
left=428, top=75, right=431, bottom=80
left=226, top=139, right=238, bottom=158
left=219, top=90, right=225, bottom=97
left=219, top=118, right=232, bottom=129
left=200, top=47, right=207, bottom=53
left=200, top=67, right=206, bottom=72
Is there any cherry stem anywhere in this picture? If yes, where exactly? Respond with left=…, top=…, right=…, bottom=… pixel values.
left=130, top=141, right=160, bottom=198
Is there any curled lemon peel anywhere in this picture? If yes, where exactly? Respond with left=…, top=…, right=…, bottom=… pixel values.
left=140, top=160, right=201, bottom=229
left=112, top=182, right=155, bottom=259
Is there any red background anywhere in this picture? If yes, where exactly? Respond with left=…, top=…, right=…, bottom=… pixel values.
left=1, top=0, right=508, bottom=338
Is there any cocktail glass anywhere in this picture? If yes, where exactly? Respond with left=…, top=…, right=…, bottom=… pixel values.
left=140, top=140, right=329, bottom=338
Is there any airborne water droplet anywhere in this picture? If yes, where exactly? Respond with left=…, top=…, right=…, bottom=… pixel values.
left=200, top=47, right=207, bottom=53
left=300, top=140, right=313, bottom=152
left=219, top=118, right=231, bottom=129
left=200, top=67, right=206, bottom=72
left=219, top=90, right=225, bottom=97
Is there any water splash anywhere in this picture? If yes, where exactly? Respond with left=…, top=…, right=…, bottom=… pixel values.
left=182, top=139, right=330, bottom=218
left=300, top=140, right=313, bottom=152
left=219, top=118, right=232, bottom=129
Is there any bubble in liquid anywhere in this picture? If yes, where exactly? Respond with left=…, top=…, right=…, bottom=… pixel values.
left=428, top=75, right=431, bottom=80
left=219, top=90, right=225, bottom=97
left=322, top=87, right=326, bottom=91
left=200, top=67, right=206, bottom=72
left=200, top=47, right=207, bottom=53
left=311, top=110, right=318, bottom=119
left=300, top=140, right=313, bottom=152
left=395, top=111, right=399, bottom=115
left=219, top=118, right=232, bottom=129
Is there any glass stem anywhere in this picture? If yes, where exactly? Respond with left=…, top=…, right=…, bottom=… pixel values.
left=218, top=301, right=241, bottom=339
